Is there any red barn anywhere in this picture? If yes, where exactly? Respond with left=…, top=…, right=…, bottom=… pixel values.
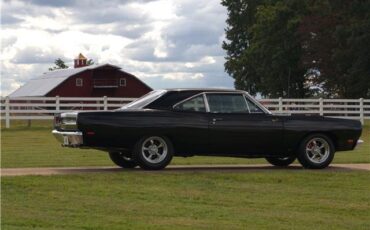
left=10, top=54, right=152, bottom=98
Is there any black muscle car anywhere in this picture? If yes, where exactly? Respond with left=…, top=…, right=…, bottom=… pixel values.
left=53, top=89, right=363, bottom=170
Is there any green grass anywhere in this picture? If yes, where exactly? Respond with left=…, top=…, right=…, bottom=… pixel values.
left=2, top=171, right=370, bottom=229
left=2, top=121, right=370, bottom=229
left=1, top=120, right=369, bottom=168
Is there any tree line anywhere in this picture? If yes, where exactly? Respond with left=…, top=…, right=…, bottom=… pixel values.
left=222, top=0, right=370, bottom=98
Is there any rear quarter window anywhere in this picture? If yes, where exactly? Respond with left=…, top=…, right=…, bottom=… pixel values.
left=173, top=95, right=206, bottom=112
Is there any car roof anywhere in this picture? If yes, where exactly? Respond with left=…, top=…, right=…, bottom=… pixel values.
left=164, top=88, right=245, bottom=93
left=145, top=88, right=248, bottom=110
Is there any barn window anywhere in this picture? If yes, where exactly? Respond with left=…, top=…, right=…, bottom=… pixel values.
left=76, top=78, right=83, bottom=87
left=120, top=78, right=126, bottom=86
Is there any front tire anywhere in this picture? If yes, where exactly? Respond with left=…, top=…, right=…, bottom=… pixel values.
left=297, top=134, right=335, bottom=169
left=265, top=156, right=296, bottom=166
left=133, top=136, right=173, bottom=170
left=109, top=152, right=138, bottom=168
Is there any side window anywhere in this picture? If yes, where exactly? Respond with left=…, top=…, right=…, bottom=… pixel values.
left=244, top=96, right=263, bottom=113
left=76, top=78, right=83, bottom=87
left=174, top=95, right=206, bottom=112
left=206, top=94, right=249, bottom=113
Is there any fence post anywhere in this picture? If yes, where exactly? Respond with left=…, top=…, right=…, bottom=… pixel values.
left=27, top=103, right=32, bottom=128
left=5, top=96, right=10, bottom=128
left=26, top=99, right=32, bottom=127
left=278, top=97, right=283, bottom=113
left=359, top=98, right=364, bottom=125
left=319, top=98, right=323, bottom=116
left=103, top=96, right=108, bottom=111
left=56, top=96, right=60, bottom=113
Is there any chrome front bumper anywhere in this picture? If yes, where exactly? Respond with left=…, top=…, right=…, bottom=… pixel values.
left=52, top=130, right=83, bottom=147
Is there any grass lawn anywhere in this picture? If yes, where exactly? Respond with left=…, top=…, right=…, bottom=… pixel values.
left=2, top=171, right=370, bottom=230
left=1, top=120, right=369, bottom=168
left=2, top=121, right=369, bottom=229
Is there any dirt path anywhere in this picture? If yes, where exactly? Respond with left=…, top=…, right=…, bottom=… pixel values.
left=1, top=164, right=369, bottom=176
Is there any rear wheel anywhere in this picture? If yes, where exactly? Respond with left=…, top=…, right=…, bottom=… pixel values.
left=265, top=156, right=296, bottom=166
left=133, top=136, right=173, bottom=170
left=109, top=152, right=138, bottom=168
left=297, top=134, right=335, bottom=169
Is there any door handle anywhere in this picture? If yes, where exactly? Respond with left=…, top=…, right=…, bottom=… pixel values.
left=271, top=118, right=280, bottom=122
left=211, top=118, right=223, bottom=124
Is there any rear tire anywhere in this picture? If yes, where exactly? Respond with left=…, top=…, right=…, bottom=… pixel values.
left=133, top=136, right=173, bottom=170
left=265, top=156, right=296, bottom=166
left=297, top=134, right=335, bottom=169
left=109, top=152, right=138, bottom=168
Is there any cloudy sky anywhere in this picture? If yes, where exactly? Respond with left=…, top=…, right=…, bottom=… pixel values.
left=0, top=0, right=234, bottom=96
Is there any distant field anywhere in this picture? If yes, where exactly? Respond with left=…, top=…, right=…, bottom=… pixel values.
left=1, top=120, right=369, bottom=168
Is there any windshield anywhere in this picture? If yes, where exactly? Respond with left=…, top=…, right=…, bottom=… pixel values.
left=119, top=90, right=167, bottom=110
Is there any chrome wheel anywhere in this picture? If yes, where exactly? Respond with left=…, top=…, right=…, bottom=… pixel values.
left=305, top=138, right=330, bottom=164
left=141, top=136, right=168, bottom=164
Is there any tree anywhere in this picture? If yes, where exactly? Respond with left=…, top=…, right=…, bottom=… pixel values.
left=245, top=0, right=309, bottom=98
left=222, top=0, right=370, bottom=98
left=331, top=0, right=370, bottom=98
left=87, top=59, right=94, bottom=66
left=297, top=0, right=339, bottom=97
left=49, top=58, right=69, bottom=71
left=221, top=0, right=263, bottom=95
left=299, top=0, right=370, bottom=98
left=222, top=0, right=309, bottom=98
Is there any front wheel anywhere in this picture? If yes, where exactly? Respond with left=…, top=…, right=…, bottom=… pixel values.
left=297, top=134, right=335, bottom=169
left=133, top=136, right=173, bottom=170
left=265, top=156, right=296, bottom=166
left=109, top=152, right=138, bottom=168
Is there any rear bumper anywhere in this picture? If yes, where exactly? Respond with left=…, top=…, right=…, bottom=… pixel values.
left=52, top=130, right=83, bottom=147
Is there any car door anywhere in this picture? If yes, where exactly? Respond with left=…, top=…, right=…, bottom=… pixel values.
left=170, top=94, right=209, bottom=154
left=206, top=93, right=284, bottom=155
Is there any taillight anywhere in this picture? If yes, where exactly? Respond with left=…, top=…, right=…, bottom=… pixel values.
left=55, top=113, right=78, bottom=130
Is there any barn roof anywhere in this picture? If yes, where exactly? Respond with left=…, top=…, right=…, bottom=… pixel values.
left=76, top=53, right=87, bottom=60
left=9, top=64, right=130, bottom=97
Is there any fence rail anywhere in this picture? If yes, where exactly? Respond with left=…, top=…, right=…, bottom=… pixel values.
left=1, top=96, right=369, bottom=128
left=260, top=97, right=369, bottom=124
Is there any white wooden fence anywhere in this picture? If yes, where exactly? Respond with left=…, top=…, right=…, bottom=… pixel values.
left=0, top=96, right=135, bottom=128
left=1, top=96, right=369, bottom=128
left=259, top=97, right=369, bottom=124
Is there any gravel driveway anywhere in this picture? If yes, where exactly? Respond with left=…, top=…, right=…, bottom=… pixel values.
left=1, top=164, right=369, bottom=176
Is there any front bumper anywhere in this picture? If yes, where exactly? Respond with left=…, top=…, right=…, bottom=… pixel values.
left=52, top=130, right=83, bottom=147
left=355, top=139, right=364, bottom=149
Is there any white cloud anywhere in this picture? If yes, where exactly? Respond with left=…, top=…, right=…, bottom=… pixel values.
left=0, top=0, right=234, bottom=96
left=191, top=73, right=204, bottom=80
left=163, top=72, right=203, bottom=81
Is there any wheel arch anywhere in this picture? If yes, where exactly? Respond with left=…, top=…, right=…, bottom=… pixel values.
left=132, top=134, right=174, bottom=170
left=295, top=131, right=338, bottom=152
